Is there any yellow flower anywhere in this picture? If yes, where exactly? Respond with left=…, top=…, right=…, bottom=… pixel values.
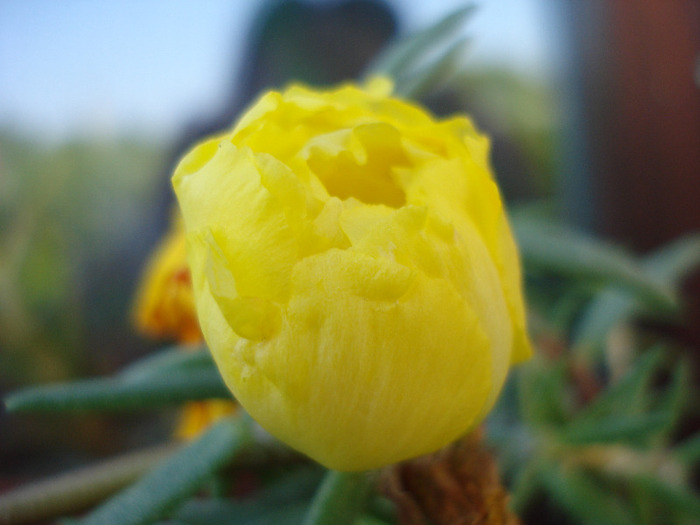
left=133, top=215, right=202, bottom=344
left=133, top=214, right=236, bottom=439
left=173, top=78, right=532, bottom=471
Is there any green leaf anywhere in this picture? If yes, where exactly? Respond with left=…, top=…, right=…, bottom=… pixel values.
left=564, top=350, right=688, bottom=445
left=120, top=346, right=215, bottom=382
left=393, top=37, right=470, bottom=99
left=354, top=516, right=392, bottom=525
left=674, top=434, right=700, bottom=465
left=509, top=459, right=546, bottom=514
left=643, top=234, right=700, bottom=282
left=302, top=471, right=375, bottom=525
left=560, top=412, right=670, bottom=446
left=365, top=5, right=475, bottom=80
left=366, top=497, right=396, bottom=524
left=631, top=475, right=700, bottom=521
left=513, top=218, right=677, bottom=311
left=518, top=358, right=572, bottom=427
left=260, top=466, right=325, bottom=504
left=548, top=287, right=594, bottom=332
left=657, top=359, right=691, bottom=436
left=559, top=348, right=671, bottom=446
left=74, top=416, right=252, bottom=525
left=573, top=234, right=700, bottom=353
left=572, top=289, right=639, bottom=355
left=574, top=348, right=664, bottom=422
left=541, top=465, right=638, bottom=525
left=244, top=503, right=308, bottom=525
left=175, top=501, right=241, bottom=525
left=174, top=500, right=308, bottom=525
left=174, top=466, right=323, bottom=524
left=0, top=444, right=179, bottom=525
left=4, top=368, right=231, bottom=412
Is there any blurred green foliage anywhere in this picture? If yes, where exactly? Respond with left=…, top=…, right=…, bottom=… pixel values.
left=2, top=7, right=699, bottom=523
left=0, top=130, right=167, bottom=386
left=487, top=211, right=700, bottom=525
left=5, top=212, right=699, bottom=525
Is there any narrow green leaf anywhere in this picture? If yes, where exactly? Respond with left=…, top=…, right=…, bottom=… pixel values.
left=174, top=501, right=308, bottom=525
left=574, top=348, right=664, bottom=422
left=513, top=218, right=677, bottom=311
left=569, top=349, right=687, bottom=444
left=541, top=465, right=638, bottom=525
left=175, top=466, right=323, bottom=524
left=518, top=358, right=572, bottom=427
left=302, top=471, right=375, bottom=525
left=631, top=475, right=700, bottom=520
left=245, top=503, right=308, bottom=525
left=354, top=516, right=391, bottom=525
left=175, top=500, right=273, bottom=525
left=394, top=37, right=470, bottom=99
left=657, top=360, right=691, bottom=436
left=4, top=368, right=231, bottom=413
left=366, top=496, right=396, bottom=524
left=644, top=234, right=700, bottom=282
left=572, top=289, right=638, bottom=354
left=548, top=287, right=593, bottom=332
left=674, top=434, right=700, bottom=465
left=75, top=416, right=251, bottom=525
left=173, top=500, right=244, bottom=525
left=0, top=444, right=179, bottom=525
left=365, top=5, right=475, bottom=79
left=173, top=503, right=309, bottom=525
left=261, top=466, right=325, bottom=504
left=573, top=234, right=700, bottom=353
left=120, top=346, right=214, bottom=382
left=509, top=459, right=546, bottom=514
left=560, top=412, right=670, bottom=446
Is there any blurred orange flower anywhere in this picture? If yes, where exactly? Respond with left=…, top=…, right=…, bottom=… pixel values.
left=133, top=214, right=201, bottom=344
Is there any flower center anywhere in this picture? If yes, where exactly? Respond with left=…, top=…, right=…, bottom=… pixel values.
left=304, top=122, right=408, bottom=208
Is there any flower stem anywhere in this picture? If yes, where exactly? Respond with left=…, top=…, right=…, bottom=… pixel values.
left=302, top=470, right=375, bottom=525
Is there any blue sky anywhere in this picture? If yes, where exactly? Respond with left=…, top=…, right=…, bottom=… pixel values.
left=0, top=0, right=553, bottom=143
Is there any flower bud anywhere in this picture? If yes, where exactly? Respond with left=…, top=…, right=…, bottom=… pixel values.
left=173, top=78, right=531, bottom=471
left=133, top=215, right=201, bottom=344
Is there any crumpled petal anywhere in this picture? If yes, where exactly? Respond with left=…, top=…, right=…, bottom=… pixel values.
left=173, top=79, right=532, bottom=471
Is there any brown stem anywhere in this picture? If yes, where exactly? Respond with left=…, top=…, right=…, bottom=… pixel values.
left=379, top=427, right=519, bottom=525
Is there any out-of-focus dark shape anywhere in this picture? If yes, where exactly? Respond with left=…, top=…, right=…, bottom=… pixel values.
left=194, top=0, right=398, bottom=142
left=238, top=0, right=398, bottom=107
left=556, top=0, right=700, bottom=361
left=557, top=0, right=700, bottom=251
left=149, top=0, right=399, bottom=241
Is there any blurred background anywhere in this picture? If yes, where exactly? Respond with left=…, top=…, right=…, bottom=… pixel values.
left=1, top=0, right=699, bottom=511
